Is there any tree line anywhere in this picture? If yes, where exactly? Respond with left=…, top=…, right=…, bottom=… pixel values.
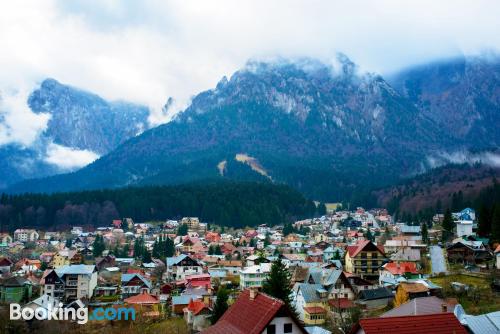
left=0, top=181, right=318, bottom=232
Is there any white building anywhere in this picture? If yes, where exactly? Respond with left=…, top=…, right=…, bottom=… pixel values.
left=166, top=254, right=203, bottom=281
left=239, top=263, right=271, bottom=289
left=56, top=264, right=98, bottom=300
left=14, top=229, right=39, bottom=242
left=456, top=220, right=473, bottom=237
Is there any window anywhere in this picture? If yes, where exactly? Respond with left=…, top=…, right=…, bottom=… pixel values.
left=284, top=323, right=293, bottom=333
left=267, top=324, right=276, bottom=334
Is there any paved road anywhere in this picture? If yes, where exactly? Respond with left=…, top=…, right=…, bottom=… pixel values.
left=430, top=245, right=448, bottom=274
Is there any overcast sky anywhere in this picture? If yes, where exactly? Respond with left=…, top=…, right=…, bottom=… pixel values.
left=1, top=0, right=500, bottom=149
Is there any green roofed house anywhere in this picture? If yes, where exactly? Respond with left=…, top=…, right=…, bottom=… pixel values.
left=0, top=276, right=32, bottom=303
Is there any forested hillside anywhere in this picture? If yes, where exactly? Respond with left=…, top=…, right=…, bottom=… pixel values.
left=0, top=181, right=319, bottom=232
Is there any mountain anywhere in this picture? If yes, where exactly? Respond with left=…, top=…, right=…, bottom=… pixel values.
left=0, top=79, right=150, bottom=188
left=28, top=79, right=149, bottom=154
left=389, top=54, right=500, bottom=150
left=373, top=163, right=500, bottom=217
left=8, top=55, right=500, bottom=201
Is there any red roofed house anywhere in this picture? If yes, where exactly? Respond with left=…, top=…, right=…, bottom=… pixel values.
left=379, top=262, right=421, bottom=285
left=202, top=289, right=307, bottom=334
left=349, top=312, right=467, bottom=334
left=186, top=274, right=211, bottom=290
left=345, top=240, right=387, bottom=281
left=205, top=232, right=221, bottom=243
left=112, top=220, right=122, bottom=228
left=184, top=298, right=212, bottom=332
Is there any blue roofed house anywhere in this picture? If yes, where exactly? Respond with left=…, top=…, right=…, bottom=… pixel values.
left=121, top=273, right=152, bottom=298
left=293, top=283, right=329, bottom=325
left=166, top=254, right=203, bottom=281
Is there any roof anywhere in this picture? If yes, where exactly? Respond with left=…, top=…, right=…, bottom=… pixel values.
left=462, top=311, right=500, bottom=334
left=381, top=296, right=457, bottom=317
left=347, top=240, right=385, bottom=257
left=172, top=295, right=202, bottom=305
left=358, top=287, right=393, bottom=301
left=305, top=326, right=332, bottom=334
left=295, top=283, right=326, bottom=303
left=350, top=313, right=467, bottom=334
left=202, top=289, right=306, bottom=334
left=121, top=273, right=152, bottom=289
left=56, top=264, right=95, bottom=276
left=382, top=262, right=418, bottom=275
left=398, top=282, right=429, bottom=294
left=186, top=299, right=210, bottom=316
left=328, top=298, right=355, bottom=309
left=304, top=306, right=326, bottom=314
left=124, top=292, right=159, bottom=304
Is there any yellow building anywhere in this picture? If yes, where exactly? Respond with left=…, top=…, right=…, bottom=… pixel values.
left=345, top=240, right=387, bottom=281
left=293, top=283, right=328, bottom=325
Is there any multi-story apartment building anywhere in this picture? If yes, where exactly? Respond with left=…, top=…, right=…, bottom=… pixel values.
left=42, top=265, right=97, bottom=302
left=239, top=263, right=271, bottom=289
left=13, top=229, right=39, bottom=243
left=345, top=240, right=388, bottom=281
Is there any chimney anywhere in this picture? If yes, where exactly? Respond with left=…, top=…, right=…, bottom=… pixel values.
left=249, top=287, right=257, bottom=301
left=441, top=304, right=447, bottom=313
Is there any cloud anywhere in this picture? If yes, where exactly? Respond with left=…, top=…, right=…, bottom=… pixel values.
left=0, top=88, right=50, bottom=146
left=426, top=150, right=500, bottom=169
left=44, top=142, right=99, bottom=170
left=1, top=0, right=500, bottom=142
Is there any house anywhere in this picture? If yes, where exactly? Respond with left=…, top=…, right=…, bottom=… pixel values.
left=121, top=273, right=152, bottom=298
left=349, top=313, right=467, bottom=334
left=166, top=254, right=203, bottom=281
left=379, top=262, right=420, bottom=286
left=0, top=257, right=13, bottom=274
left=186, top=274, right=211, bottom=289
left=14, top=229, right=39, bottom=242
left=181, top=217, right=200, bottom=230
left=0, top=276, right=32, bottom=303
left=446, top=239, right=492, bottom=265
left=0, top=233, right=12, bottom=245
left=400, top=225, right=421, bottom=236
left=41, top=269, right=65, bottom=299
left=55, top=264, right=98, bottom=301
left=381, top=296, right=458, bottom=317
left=124, top=292, right=160, bottom=317
left=396, top=282, right=429, bottom=300
left=345, top=240, right=388, bottom=281
left=95, top=255, right=116, bottom=271
left=305, top=268, right=355, bottom=300
left=356, top=287, right=394, bottom=309
left=184, top=299, right=212, bottom=332
left=239, top=263, right=271, bottom=289
left=202, top=289, right=307, bottom=334
left=293, top=283, right=329, bottom=325
left=52, top=250, right=82, bottom=268
left=172, top=294, right=203, bottom=314
left=22, top=294, right=60, bottom=319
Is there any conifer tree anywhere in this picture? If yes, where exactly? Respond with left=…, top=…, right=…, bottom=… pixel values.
left=262, top=258, right=296, bottom=315
left=210, top=287, right=229, bottom=324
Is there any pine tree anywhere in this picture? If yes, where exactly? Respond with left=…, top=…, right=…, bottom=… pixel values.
left=93, top=234, right=105, bottom=257
left=142, top=249, right=152, bottom=263
left=492, top=205, right=500, bottom=243
left=165, top=237, right=175, bottom=257
left=210, top=287, right=229, bottom=324
left=177, top=223, right=188, bottom=236
left=262, top=258, right=296, bottom=315
left=214, top=244, right=222, bottom=255
left=478, top=205, right=492, bottom=237
left=421, top=223, right=429, bottom=244
left=441, top=209, right=454, bottom=241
